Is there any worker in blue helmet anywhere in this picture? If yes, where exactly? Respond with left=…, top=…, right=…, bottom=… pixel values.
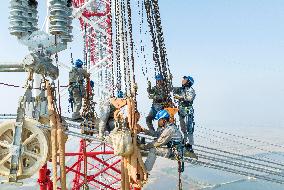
left=90, top=80, right=95, bottom=89
left=146, top=74, right=169, bottom=136
left=173, top=75, right=197, bottom=158
left=116, top=90, right=124, bottom=98
left=143, top=110, right=183, bottom=172
left=68, top=59, right=90, bottom=120
left=75, top=59, right=84, bottom=68
left=155, top=73, right=164, bottom=81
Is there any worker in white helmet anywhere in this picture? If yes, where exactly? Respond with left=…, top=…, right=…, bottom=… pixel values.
left=144, top=109, right=183, bottom=172
left=173, top=75, right=197, bottom=158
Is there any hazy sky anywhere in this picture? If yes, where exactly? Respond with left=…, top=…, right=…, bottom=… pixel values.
left=0, top=0, right=284, bottom=130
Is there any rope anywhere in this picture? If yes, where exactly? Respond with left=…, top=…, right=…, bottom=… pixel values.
left=0, top=82, right=22, bottom=88
left=0, top=82, right=68, bottom=89
left=178, top=160, right=183, bottom=190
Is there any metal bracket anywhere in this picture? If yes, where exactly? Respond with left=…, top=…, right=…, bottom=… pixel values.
left=0, top=180, right=23, bottom=186
left=7, top=96, right=26, bottom=183
left=8, top=121, right=24, bottom=183
left=0, top=64, right=25, bottom=72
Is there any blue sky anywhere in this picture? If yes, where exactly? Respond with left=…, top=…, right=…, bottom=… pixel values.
left=0, top=0, right=284, bottom=130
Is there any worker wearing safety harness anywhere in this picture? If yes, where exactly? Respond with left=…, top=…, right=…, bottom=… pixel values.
left=146, top=74, right=168, bottom=136
left=144, top=110, right=183, bottom=172
left=173, top=75, right=197, bottom=158
left=68, top=59, right=89, bottom=120
left=98, top=90, right=124, bottom=139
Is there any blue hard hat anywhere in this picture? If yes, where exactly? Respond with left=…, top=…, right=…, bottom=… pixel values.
left=116, top=90, right=124, bottom=98
left=75, top=59, right=83, bottom=68
left=155, top=110, right=170, bottom=121
left=155, top=74, right=164, bottom=81
left=90, top=80, right=94, bottom=88
left=183, top=76, right=194, bottom=85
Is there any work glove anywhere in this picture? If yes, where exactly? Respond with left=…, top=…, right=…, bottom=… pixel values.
left=174, top=95, right=182, bottom=100
left=141, top=143, right=154, bottom=150
left=147, top=81, right=151, bottom=89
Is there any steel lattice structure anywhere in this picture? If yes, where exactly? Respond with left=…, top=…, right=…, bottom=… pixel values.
left=73, top=0, right=113, bottom=99
left=37, top=1, right=122, bottom=189
left=64, top=0, right=120, bottom=189
left=65, top=140, right=121, bottom=190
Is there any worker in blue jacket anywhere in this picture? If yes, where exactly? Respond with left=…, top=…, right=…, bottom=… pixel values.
left=144, top=109, right=183, bottom=172
left=146, top=74, right=169, bottom=136
left=173, top=75, right=197, bottom=158
left=68, top=59, right=89, bottom=120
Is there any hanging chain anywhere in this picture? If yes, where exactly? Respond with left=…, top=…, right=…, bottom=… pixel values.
left=144, top=0, right=173, bottom=104
left=114, top=0, right=122, bottom=91
left=108, top=0, right=115, bottom=97
left=87, top=27, right=92, bottom=70
left=152, top=0, right=173, bottom=90
left=83, top=24, right=87, bottom=68
left=144, top=0, right=162, bottom=75
left=55, top=35, right=59, bottom=63
left=126, top=0, right=137, bottom=105
left=139, top=0, right=150, bottom=81
left=121, top=0, right=128, bottom=94
left=82, top=78, right=97, bottom=136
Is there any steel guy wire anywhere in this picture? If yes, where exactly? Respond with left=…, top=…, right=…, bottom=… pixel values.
left=196, top=153, right=284, bottom=178
left=196, top=130, right=284, bottom=159
left=194, top=134, right=284, bottom=166
left=195, top=147, right=284, bottom=172
left=184, top=158, right=284, bottom=185
left=195, top=144, right=284, bottom=168
left=197, top=125, right=284, bottom=150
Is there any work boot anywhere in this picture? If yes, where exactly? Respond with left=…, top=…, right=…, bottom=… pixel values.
left=72, top=112, right=83, bottom=121
left=98, top=134, right=105, bottom=141
left=140, top=150, right=149, bottom=157
left=184, top=144, right=198, bottom=159
left=144, top=129, right=157, bottom=137
left=184, top=150, right=198, bottom=159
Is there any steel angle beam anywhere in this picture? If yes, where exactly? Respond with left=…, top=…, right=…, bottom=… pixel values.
left=0, top=64, right=25, bottom=72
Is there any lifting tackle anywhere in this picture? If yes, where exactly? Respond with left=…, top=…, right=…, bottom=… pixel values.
left=0, top=76, right=51, bottom=183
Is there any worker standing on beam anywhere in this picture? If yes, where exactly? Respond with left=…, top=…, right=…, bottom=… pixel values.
left=173, top=75, right=197, bottom=158
left=143, top=109, right=183, bottom=172
left=68, top=59, right=90, bottom=120
left=146, top=74, right=168, bottom=136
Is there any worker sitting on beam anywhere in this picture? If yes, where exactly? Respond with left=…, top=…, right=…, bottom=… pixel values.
left=143, top=109, right=183, bottom=172
left=68, top=59, right=90, bottom=120
left=173, top=75, right=197, bottom=158
left=146, top=74, right=168, bottom=136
